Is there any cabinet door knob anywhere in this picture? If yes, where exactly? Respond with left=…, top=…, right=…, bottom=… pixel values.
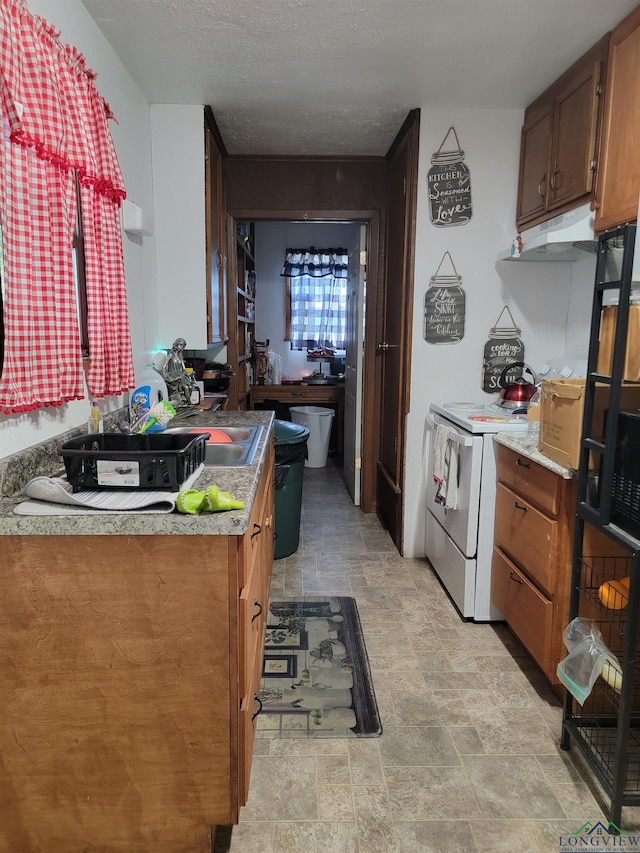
left=251, top=694, right=263, bottom=722
left=537, top=176, right=546, bottom=200
left=550, top=167, right=560, bottom=194
left=251, top=522, right=262, bottom=540
left=251, top=600, right=263, bottom=623
left=509, top=571, right=523, bottom=584
left=516, top=458, right=530, bottom=468
left=514, top=501, right=528, bottom=512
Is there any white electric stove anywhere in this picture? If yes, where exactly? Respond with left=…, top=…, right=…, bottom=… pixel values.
left=424, top=359, right=586, bottom=620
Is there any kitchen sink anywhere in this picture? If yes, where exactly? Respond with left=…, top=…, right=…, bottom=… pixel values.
left=164, top=425, right=263, bottom=467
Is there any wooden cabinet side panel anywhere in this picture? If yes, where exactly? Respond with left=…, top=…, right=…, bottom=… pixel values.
left=596, top=8, right=640, bottom=232
left=0, top=535, right=235, bottom=850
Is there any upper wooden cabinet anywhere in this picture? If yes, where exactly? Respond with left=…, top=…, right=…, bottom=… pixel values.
left=516, top=37, right=608, bottom=229
left=595, top=6, right=640, bottom=233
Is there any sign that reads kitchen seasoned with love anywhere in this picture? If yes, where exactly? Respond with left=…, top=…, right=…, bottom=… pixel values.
left=428, top=126, right=472, bottom=228
left=424, top=251, right=465, bottom=344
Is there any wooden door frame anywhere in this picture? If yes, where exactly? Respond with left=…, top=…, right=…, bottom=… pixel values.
left=226, top=208, right=381, bottom=512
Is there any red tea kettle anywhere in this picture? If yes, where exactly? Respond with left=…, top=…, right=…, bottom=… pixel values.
left=497, top=362, right=538, bottom=411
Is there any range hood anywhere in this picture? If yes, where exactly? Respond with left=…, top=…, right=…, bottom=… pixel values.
left=497, top=202, right=597, bottom=262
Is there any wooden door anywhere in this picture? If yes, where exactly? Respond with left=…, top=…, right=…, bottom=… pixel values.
left=344, top=225, right=366, bottom=505
left=516, top=102, right=552, bottom=227
left=376, top=111, right=420, bottom=552
left=596, top=5, right=640, bottom=232
left=549, top=44, right=604, bottom=212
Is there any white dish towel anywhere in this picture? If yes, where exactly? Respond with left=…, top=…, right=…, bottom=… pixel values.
left=432, top=425, right=459, bottom=510
left=13, top=464, right=204, bottom=515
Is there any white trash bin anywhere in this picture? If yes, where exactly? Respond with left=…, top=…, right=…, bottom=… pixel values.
left=290, top=406, right=335, bottom=468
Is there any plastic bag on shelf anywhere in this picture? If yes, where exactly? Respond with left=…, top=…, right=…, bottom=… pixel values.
left=556, top=617, right=621, bottom=704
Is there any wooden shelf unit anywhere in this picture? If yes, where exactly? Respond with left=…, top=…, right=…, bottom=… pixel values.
left=226, top=220, right=256, bottom=410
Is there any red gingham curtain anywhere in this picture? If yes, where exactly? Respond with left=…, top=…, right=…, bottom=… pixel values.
left=0, top=0, right=135, bottom=413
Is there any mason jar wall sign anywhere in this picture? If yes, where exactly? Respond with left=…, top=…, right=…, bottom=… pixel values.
left=428, top=126, right=472, bottom=227
left=482, top=306, right=525, bottom=393
left=424, top=251, right=465, bottom=344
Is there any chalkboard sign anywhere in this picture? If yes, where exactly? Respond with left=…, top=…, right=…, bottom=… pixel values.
left=428, top=127, right=472, bottom=228
left=424, top=252, right=465, bottom=344
left=482, top=307, right=525, bottom=392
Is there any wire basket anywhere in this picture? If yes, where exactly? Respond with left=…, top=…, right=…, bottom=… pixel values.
left=59, top=432, right=207, bottom=492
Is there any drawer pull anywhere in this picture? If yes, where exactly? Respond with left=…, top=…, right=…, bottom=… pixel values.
left=251, top=694, right=263, bottom=722
left=509, top=571, right=523, bottom=585
left=251, top=522, right=262, bottom=540
left=514, top=501, right=528, bottom=512
left=251, top=600, right=263, bottom=623
left=516, top=458, right=530, bottom=468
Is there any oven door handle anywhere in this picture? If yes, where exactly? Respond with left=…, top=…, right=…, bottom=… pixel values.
left=426, top=413, right=474, bottom=447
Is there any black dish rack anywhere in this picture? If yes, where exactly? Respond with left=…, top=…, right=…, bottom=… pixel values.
left=59, top=432, right=207, bottom=492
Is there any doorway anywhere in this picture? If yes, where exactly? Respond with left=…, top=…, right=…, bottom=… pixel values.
left=249, top=219, right=368, bottom=502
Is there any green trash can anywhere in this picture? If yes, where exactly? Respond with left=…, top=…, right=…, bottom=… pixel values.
left=273, top=419, right=310, bottom=559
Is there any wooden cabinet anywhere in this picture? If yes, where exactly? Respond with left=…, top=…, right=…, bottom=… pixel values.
left=151, top=104, right=227, bottom=349
left=491, top=444, right=576, bottom=684
left=0, top=447, right=275, bottom=851
left=226, top=219, right=256, bottom=410
left=595, top=6, right=640, bottom=232
left=516, top=37, right=608, bottom=229
left=205, top=108, right=227, bottom=346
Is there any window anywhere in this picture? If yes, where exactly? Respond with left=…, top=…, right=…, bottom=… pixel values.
left=0, top=173, right=88, bottom=375
left=282, top=249, right=348, bottom=351
left=72, top=173, right=89, bottom=359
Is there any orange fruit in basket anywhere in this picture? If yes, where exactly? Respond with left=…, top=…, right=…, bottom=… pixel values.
left=190, top=428, right=233, bottom=443
left=598, top=576, right=630, bottom=609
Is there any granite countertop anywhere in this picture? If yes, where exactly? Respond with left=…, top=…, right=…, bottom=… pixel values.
left=493, top=432, right=576, bottom=480
left=0, top=410, right=275, bottom=536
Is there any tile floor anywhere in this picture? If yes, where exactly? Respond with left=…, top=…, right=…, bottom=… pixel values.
left=216, top=458, right=640, bottom=853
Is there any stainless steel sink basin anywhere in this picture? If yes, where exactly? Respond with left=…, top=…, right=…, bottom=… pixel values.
left=164, top=425, right=263, bottom=467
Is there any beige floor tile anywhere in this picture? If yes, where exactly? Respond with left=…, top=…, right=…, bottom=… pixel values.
left=241, top=755, right=318, bottom=822
left=460, top=754, right=565, bottom=819
left=379, top=726, right=460, bottom=767
left=271, top=821, right=360, bottom=853
left=394, top=819, right=479, bottom=852
left=353, top=786, right=397, bottom=853
left=385, top=765, right=482, bottom=819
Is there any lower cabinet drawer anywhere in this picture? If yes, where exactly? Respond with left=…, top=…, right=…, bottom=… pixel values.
left=491, top=546, right=553, bottom=677
left=494, top=482, right=558, bottom=597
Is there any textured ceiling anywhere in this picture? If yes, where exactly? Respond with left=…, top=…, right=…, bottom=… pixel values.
left=81, top=0, right=639, bottom=156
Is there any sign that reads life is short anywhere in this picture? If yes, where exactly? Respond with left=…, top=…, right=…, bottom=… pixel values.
left=424, top=252, right=465, bottom=344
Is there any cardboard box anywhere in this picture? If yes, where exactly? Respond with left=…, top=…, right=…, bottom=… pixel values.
left=539, top=379, right=640, bottom=470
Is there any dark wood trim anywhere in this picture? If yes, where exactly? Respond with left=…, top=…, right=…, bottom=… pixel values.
left=204, top=106, right=228, bottom=158
left=385, top=109, right=420, bottom=162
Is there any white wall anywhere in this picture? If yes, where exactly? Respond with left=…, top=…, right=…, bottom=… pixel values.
left=0, top=0, right=154, bottom=458
left=402, top=107, right=594, bottom=556
left=254, top=221, right=360, bottom=379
